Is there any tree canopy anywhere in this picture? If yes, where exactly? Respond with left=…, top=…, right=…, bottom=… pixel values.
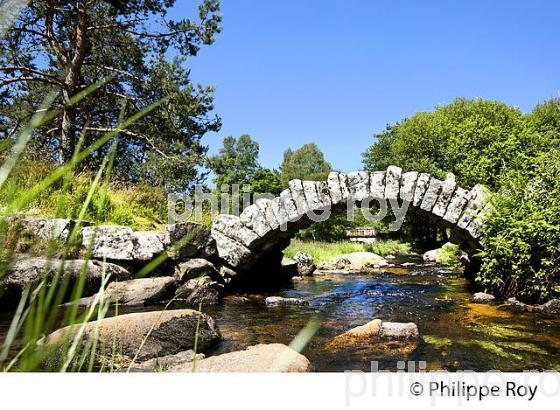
left=280, top=142, right=332, bottom=186
left=0, top=0, right=222, bottom=191
left=208, top=134, right=282, bottom=196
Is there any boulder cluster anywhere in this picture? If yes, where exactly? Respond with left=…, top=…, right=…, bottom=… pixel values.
left=0, top=219, right=237, bottom=310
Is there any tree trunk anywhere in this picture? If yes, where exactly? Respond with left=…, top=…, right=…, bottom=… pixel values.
left=60, top=103, right=76, bottom=163
left=58, top=0, right=89, bottom=164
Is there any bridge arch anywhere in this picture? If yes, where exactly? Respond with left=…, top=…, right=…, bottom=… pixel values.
left=211, top=166, right=490, bottom=270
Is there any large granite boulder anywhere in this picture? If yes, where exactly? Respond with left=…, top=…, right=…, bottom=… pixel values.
left=43, top=309, right=222, bottom=363
left=81, top=226, right=164, bottom=261
left=169, top=343, right=311, bottom=372
left=0, top=257, right=131, bottom=309
left=18, top=218, right=82, bottom=242
left=70, top=277, right=176, bottom=307
left=162, top=223, right=216, bottom=260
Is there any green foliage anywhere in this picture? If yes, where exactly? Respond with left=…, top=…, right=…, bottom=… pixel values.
left=367, top=239, right=413, bottom=257
left=362, top=98, right=527, bottom=189
left=208, top=134, right=282, bottom=196
left=0, top=0, right=222, bottom=191
left=280, top=143, right=332, bottom=186
left=437, top=243, right=462, bottom=268
left=0, top=158, right=167, bottom=230
left=478, top=149, right=560, bottom=303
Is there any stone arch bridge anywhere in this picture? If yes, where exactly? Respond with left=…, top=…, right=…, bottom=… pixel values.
left=211, top=166, right=490, bottom=271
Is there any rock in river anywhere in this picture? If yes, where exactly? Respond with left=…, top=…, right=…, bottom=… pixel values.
left=535, top=299, right=560, bottom=314
left=169, top=343, right=311, bottom=372
left=293, top=252, right=316, bottom=276
left=472, top=292, right=496, bottom=303
left=71, top=277, right=176, bottom=307
left=380, top=322, right=419, bottom=339
left=43, top=309, right=222, bottom=363
left=265, top=296, right=309, bottom=306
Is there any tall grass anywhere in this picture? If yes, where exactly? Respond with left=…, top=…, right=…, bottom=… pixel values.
left=0, top=86, right=172, bottom=371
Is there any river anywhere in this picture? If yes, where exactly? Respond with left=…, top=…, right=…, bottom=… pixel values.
left=201, top=256, right=560, bottom=371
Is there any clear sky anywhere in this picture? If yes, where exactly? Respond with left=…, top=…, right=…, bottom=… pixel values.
left=171, top=0, right=560, bottom=173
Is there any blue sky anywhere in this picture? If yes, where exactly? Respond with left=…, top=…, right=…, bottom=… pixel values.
left=171, top=0, right=560, bottom=173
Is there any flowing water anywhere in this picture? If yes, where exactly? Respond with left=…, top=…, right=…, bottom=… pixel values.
left=200, top=257, right=560, bottom=372
left=2, top=257, right=560, bottom=371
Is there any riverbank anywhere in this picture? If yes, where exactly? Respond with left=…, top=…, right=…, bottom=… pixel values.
left=283, top=239, right=414, bottom=263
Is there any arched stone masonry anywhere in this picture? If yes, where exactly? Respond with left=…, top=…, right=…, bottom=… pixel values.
left=211, top=166, right=491, bottom=270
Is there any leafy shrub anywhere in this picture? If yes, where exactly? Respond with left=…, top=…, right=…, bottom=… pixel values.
left=478, top=150, right=560, bottom=303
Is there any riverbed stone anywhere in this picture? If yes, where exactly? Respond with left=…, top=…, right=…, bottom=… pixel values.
left=0, top=258, right=131, bottom=309
left=174, top=258, right=221, bottom=284
left=472, top=292, right=496, bottom=303
left=501, top=297, right=530, bottom=312
left=44, top=309, right=222, bottom=363
left=170, top=343, right=311, bottom=372
left=82, top=226, right=164, bottom=261
left=265, top=296, right=309, bottom=306
left=338, top=319, right=382, bottom=339
left=534, top=299, right=560, bottom=314
left=328, top=256, right=352, bottom=270
left=175, top=276, right=224, bottom=305
left=130, top=350, right=205, bottom=372
left=293, top=251, right=316, bottom=276
left=330, top=252, right=387, bottom=270
left=380, top=322, right=419, bottom=339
